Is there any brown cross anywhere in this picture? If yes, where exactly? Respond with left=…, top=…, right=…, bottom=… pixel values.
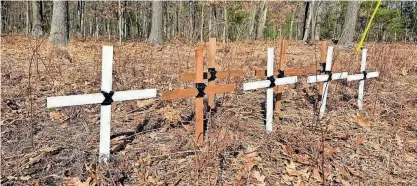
left=179, top=38, right=243, bottom=109
left=161, top=45, right=236, bottom=144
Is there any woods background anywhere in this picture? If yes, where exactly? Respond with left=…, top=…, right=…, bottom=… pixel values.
left=1, top=1, right=416, bottom=46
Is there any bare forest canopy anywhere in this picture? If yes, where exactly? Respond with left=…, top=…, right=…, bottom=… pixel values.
left=1, top=1, right=417, bottom=45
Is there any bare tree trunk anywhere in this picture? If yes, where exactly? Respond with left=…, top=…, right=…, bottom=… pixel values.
left=31, top=1, right=43, bottom=38
left=310, top=1, right=317, bottom=42
left=248, top=5, right=257, bottom=39
left=256, top=1, right=268, bottom=40
left=148, top=0, right=163, bottom=45
left=26, top=1, right=29, bottom=36
left=289, top=10, right=295, bottom=40
left=295, top=3, right=306, bottom=40
left=314, top=2, right=326, bottom=41
left=49, top=0, right=69, bottom=46
left=223, top=5, right=227, bottom=43
left=303, top=2, right=312, bottom=42
left=118, top=0, right=122, bottom=44
left=340, top=1, right=359, bottom=46
left=200, top=5, right=204, bottom=43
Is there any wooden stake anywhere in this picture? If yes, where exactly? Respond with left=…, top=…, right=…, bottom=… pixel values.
left=208, top=38, right=216, bottom=108
left=318, top=41, right=327, bottom=101
left=195, top=46, right=204, bottom=144
left=274, top=40, right=287, bottom=113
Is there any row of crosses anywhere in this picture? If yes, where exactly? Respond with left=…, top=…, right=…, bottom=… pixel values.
left=47, top=39, right=379, bottom=163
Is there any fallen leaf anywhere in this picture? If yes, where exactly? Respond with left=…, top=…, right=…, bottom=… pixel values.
left=356, top=136, right=367, bottom=145
left=147, top=176, right=155, bottom=183
left=136, top=99, right=154, bottom=108
left=182, top=124, right=193, bottom=132
left=19, top=176, right=31, bottom=181
left=49, top=111, right=64, bottom=120
left=347, top=167, right=362, bottom=178
left=356, top=115, right=370, bottom=128
left=336, top=165, right=348, bottom=179
left=341, top=179, right=351, bottom=186
left=404, top=153, right=415, bottom=162
left=396, top=134, right=404, bottom=149
left=252, top=171, right=266, bottom=183
left=312, top=168, right=322, bottom=182
left=244, top=160, right=256, bottom=171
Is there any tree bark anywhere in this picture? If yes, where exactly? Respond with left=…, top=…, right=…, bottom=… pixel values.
left=340, top=1, right=359, bottom=46
left=31, top=1, right=43, bottom=38
left=256, top=1, right=268, bottom=40
left=248, top=4, right=257, bottom=39
left=148, top=0, right=163, bottom=45
left=223, top=5, right=227, bottom=43
left=303, top=2, right=312, bottom=42
left=49, top=0, right=69, bottom=46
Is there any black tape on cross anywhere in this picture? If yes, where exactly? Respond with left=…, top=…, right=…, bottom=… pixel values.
left=101, top=91, right=114, bottom=105
left=362, top=71, right=367, bottom=80
left=208, top=68, right=217, bottom=82
left=320, top=63, right=326, bottom=73
left=278, top=69, right=285, bottom=78
left=324, top=71, right=332, bottom=82
left=267, top=76, right=276, bottom=88
left=195, top=83, right=207, bottom=97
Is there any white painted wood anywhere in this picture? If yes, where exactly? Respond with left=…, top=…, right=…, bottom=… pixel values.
left=307, top=72, right=348, bottom=83
left=47, top=93, right=103, bottom=108
left=319, top=46, right=333, bottom=119
left=265, top=48, right=274, bottom=133
left=346, top=48, right=379, bottom=110
left=46, top=46, right=158, bottom=164
left=243, top=76, right=298, bottom=91
left=99, top=46, right=113, bottom=163
left=346, top=72, right=379, bottom=81
left=243, top=80, right=271, bottom=90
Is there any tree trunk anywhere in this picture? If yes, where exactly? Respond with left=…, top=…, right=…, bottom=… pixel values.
left=118, top=0, right=122, bottom=44
left=31, top=1, right=43, bottom=38
left=289, top=9, right=295, bottom=40
left=248, top=5, right=257, bottom=39
left=49, top=0, right=69, bottom=46
left=310, top=1, right=317, bottom=42
left=223, top=5, right=227, bottom=43
left=303, top=2, right=312, bottom=42
left=295, top=3, right=306, bottom=40
left=26, top=1, right=29, bottom=36
left=200, top=5, right=204, bottom=43
left=340, top=1, right=359, bottom=46
left=148, top=0, right=163, bottom=45
left=256, top=1, right=268, bottom=40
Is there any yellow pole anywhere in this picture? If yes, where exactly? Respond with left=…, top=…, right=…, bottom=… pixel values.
left=356, top=0, right=381, bottom=52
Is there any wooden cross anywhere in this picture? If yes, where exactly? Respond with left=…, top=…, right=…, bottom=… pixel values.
left=47, top=46, right=158, bottom=163
left=346, top=48, right=379, bottom=110
left=161, top=45, right=236, bottom=144
left=254, top=41, right=339, bottom=114
left=179, top=38, right=243, bottom=109
left=243, top=48, right=298, bottom=133
left=306, top=46, right=348, bottom=119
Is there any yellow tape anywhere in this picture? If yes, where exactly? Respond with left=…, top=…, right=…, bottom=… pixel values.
left=356, top=0, right=381, bottom=52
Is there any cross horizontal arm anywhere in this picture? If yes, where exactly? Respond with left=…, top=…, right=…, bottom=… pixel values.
left=161, top=84, right=236, bottom=100
left=255, top=69, right=305, bottom=78
left=180, top=70, right=243, bottom=82
left=47, top=89, right=158, bottom=108
left=347, top=71, right=379, bottom=81
left=306, top=72, right=348, bottom=83
left=243, top=76, right=298, bottom=91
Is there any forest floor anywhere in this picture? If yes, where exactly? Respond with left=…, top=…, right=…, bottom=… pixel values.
left=1, top=35, right=417, bottom=186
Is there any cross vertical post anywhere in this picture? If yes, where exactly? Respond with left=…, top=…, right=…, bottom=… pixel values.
left=347, top=48, right=379, bottom=110
left=99, top=46, right=113, bottom=163
left=319, top=46, right=334, bottom=119
left=318, top=41, right=327, bottom=101
left=208, top=38, right=216, bottom=109
left=274, top=40, right=287, bottom=113
left=243, top=48, right=298, bottom=133
left=195, top=46, right=204, bottom=144
left=266, top=48, right=275, bottom=132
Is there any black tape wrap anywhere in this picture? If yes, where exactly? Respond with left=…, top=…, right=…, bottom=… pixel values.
left=320, top=63, right=326, bottom=73
left=208, top=68, right=217, bottom=81
left=101, top=91, right=114, bottom=105
left=278, top=69, right=285, bottom=78
left=362, top=71, right=367, bottom=80
left=195, top=83, right=206, bottom=97
left=267, top=76, right=276, bottom=88
left=324, top=71, right=332, bottom=82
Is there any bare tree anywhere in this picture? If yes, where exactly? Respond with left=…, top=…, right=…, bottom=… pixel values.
left=303, top=2, right=312, bottom=42
left=31, top=1, right=43, bottom=38
left=49, top=0, right=69, bottom=46
left=256, top=1, right=268, bottom=40
left=340, top=1, right=359, bottom=46
left=148, top=0, right=163, bottom=45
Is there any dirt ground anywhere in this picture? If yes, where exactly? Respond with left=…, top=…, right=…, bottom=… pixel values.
left=1, top=35, right=416, bottom=185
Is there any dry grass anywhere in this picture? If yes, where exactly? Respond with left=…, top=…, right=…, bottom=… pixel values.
left=1, top=35, right=417, bottom=185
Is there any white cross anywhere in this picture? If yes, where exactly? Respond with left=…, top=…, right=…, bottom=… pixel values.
left=243, top=48, right=298, bottom=133
left=47, top=46, right=157, bottom=163
left=306, top=46, right=348, bottom=119
left=346, top=48, right=379, bottom=110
